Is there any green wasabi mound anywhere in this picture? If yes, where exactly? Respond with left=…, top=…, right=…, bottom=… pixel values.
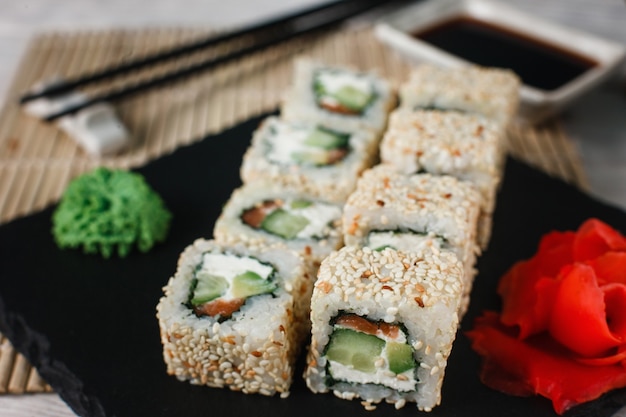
left=52, top=167, right=172, bottom=258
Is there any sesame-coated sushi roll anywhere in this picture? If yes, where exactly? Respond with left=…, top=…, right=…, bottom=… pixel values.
left=214, top=181, right=343, bottom=263
left=342, top=165, right=480, bottom=316
left=240, top=116, right=379, bottom=203
left=380, top=108, right=503, bottom=248
left=305, top=246, right=463, bottom=412
left=399, top=64, right=520, bottom=130
left=157, top=239, right=312, bottom=396
left=281, top=59, right=397, bottom=134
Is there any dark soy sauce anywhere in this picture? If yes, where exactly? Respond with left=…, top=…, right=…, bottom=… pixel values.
left=413, top=16, right=597, bottom=91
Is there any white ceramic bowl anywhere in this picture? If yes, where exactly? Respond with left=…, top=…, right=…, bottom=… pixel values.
left=375, top=0, right=626, bottom=124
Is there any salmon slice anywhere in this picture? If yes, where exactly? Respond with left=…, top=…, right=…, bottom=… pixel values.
left=241, top=200, right=280, bottom=228
left=195, top=298, right=245, bottom=318
left=335, top=314, right=400, bottom=339
left=319, top=100, right=361, bottom=115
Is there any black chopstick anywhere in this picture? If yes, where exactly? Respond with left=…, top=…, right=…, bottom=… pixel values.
left=40, top=0, right=393, bottom=122
left=19, top=0, right=376, bottom=104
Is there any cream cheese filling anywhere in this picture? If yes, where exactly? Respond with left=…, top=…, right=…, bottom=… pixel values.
left=316, top=71, right=372, bottom=95
left=328, top=356, right=417, bottom=392
left=200, top=253, right=272, bottom=301
left=264, top=122, right=312, bottom=164
left=285, top=201, right=341, bottom=239
left=367, top=231, right=444, bottom=253
left=316, top=70, right=373, bottom=108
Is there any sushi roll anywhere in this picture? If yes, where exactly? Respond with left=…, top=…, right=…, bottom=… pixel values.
left=304, top=245, right=463, bottom=411
left=214, top=181, right=343, bottom=263
left=379, top=108, right=503, bottom=248
left=281, top=59, right=397, bottom=134
left=342, top=165, right=481, bottom=316
left=240, top=116, right=379, bottom=203
left=399, top=64, right=520, bottom=130
left=157, top=238, right=312, bottom=396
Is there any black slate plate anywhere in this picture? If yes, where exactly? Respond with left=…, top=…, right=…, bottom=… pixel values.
left=1, top=113, right=626, bottom=417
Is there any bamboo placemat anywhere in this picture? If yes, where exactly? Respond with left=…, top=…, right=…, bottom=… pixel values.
left=0, top=25, right=588, bottom=394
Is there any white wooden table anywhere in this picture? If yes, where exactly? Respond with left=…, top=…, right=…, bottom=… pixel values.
left=0, top=0, right=625, bottom=416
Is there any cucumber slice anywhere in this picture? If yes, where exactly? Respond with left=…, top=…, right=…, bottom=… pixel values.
left=325, top=328, right=385, bottom=373
left=290, top=199, right=312, bottom=209
left=334, top=85, right=373, bottom=112
left=260, top=208, right=309, bottom=239
left=231, top=270, right=276, bottom=299
left=386, top=342, right=416, bottom=374
left=291, top=150, right=330, bottom=166
left=304, top=128, right=349, bottom=150
left=190, top=272, right=228, bottom=306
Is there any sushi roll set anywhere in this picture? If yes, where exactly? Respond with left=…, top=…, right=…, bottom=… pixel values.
left=157, top=58, right=519, bottom=409
left=341, top=164, right=482, bottom=316
left=157, top=59, right=395, bottom=396
left=379, top=108, right=504, bottom=249
left=304, top=169, right=479, bottom=410
left=227, top=58, right=397, bottom=263
left=240, top=59, right=396, bottom=205
left=389, top=64, right=520, bottom=248
left=303, top=65, right=519, bottom=410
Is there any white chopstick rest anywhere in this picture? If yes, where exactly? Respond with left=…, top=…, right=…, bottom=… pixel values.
left=56, top=103, right=129, bottom=157
left=24, top=79, right=130, bottom=157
